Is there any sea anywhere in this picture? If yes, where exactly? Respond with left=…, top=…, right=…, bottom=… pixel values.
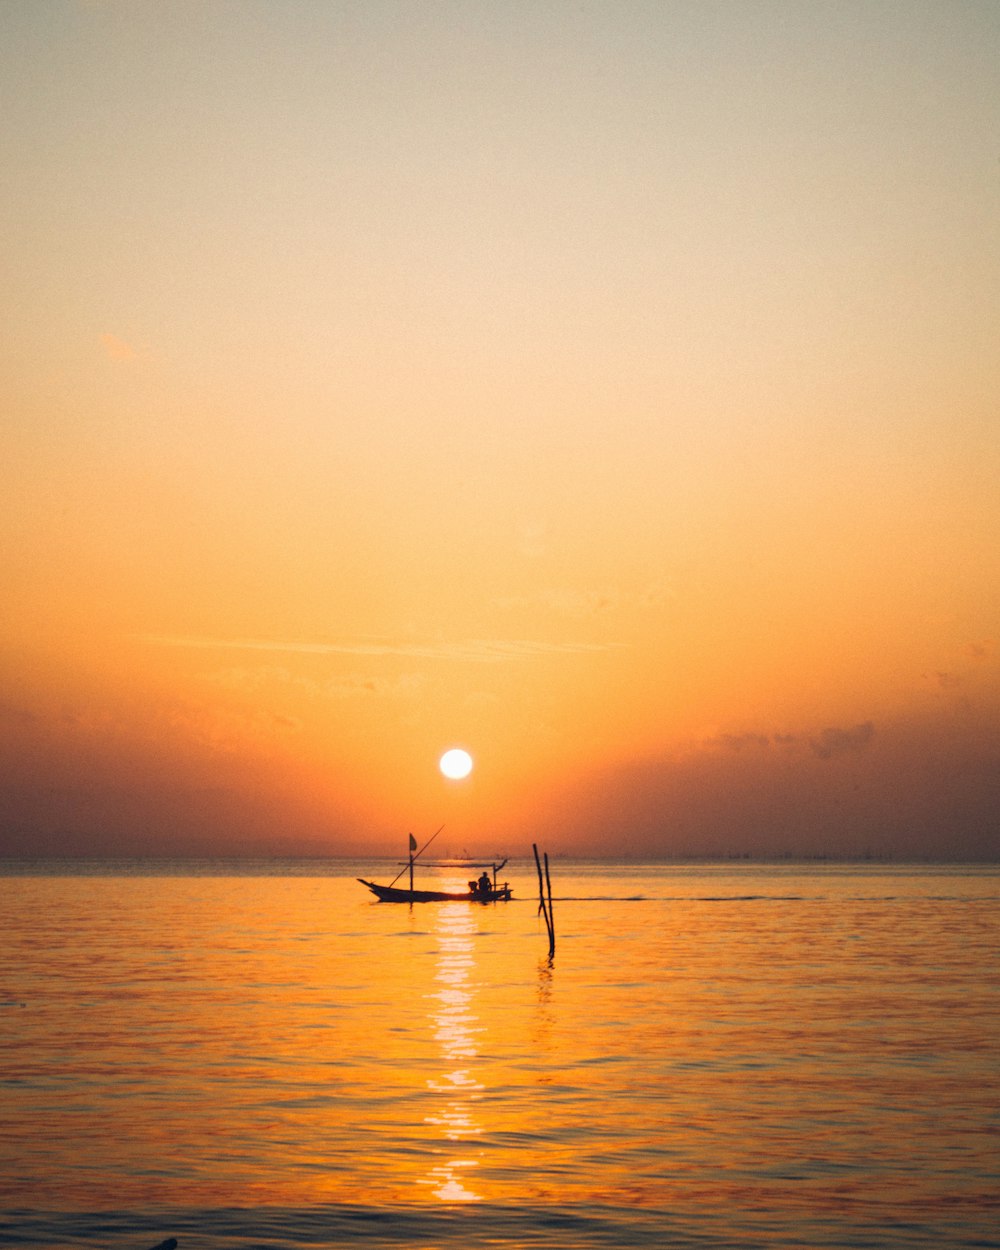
left=1, top=860, right=997, bottom=1250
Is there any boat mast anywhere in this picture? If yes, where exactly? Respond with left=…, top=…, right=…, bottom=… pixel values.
left=386, top=825, right=444, bottom=890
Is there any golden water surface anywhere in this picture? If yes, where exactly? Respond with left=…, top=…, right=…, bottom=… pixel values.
left=1, top=863, right=997, bottom=1248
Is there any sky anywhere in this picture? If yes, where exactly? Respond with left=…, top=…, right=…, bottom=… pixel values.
left=2, top=0, right=998, bottom=860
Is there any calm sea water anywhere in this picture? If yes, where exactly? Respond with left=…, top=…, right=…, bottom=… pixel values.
left=1, top=860, right=997, bottom=1249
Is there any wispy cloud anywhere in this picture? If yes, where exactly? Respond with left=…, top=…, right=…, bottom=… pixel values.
left=0, top=702, right=37, bottom=727
left=704, top=724, right=878, bottom=760
left=100, top=332, right=137, bottom=362
left=710, top=732, right=772, bottom=751
left=205, top=665, right=427, bottom=701
left=141, top=634, right=622, bottom=662
left=809, top=722, right=875, bottom=760
left=494, top=581, right=671, bottom=618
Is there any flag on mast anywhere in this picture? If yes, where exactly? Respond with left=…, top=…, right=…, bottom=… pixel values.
left=409, top=833, right=418, bottom=852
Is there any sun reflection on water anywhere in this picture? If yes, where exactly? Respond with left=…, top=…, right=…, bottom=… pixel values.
left=423, top=901, right=484, bottom=1202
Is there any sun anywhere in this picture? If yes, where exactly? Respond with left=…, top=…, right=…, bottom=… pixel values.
left=439, top=748, right=473, bottom=780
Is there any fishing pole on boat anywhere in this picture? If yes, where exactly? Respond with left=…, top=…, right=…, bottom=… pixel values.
left=386, top=823, right=445, bottom=888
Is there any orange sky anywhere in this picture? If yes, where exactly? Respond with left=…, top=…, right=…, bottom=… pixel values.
left=2, top=1, right=998, bottom=859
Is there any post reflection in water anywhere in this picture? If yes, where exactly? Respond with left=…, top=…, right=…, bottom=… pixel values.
left=422, top=902, right=485, bottom=1202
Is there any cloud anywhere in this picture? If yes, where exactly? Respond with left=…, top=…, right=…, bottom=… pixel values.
left=0, top=702, right=37, bottom=726
left=99, top=332, right=137, bottom=361
left=517, top=520, right=548, bottom=559
left=542, top=587, right=621, bottom=616
left=809, top=721, right=874, bottom=760
left=639, top=580, right=677, bottom=609
left=710, top=732, right=771, bottom=751
left=318, top=672, right=427, bottom=699
left=207, top=664, right=428, bottom=701
left=496, top=582, right=670, bottom=618
left=142, top=634, right=621, bottom=662
left=703, top=724, right=878, bottom=760
left=531, top=709, right=998, bottom=861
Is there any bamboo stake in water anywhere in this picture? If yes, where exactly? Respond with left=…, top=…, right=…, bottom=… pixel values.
left=533, top=843, right=555, bottom=958
left=545, top=851, right=554, bottom=956
left=532, top=842, right=547, bottom=924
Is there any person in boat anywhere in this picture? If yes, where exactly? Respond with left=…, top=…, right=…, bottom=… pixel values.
left=474, top=871, right=492, bottom=898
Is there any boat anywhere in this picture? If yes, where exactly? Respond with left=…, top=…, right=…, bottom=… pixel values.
left=358, top=876, right=512, bottom=904
left=358, top=833, right=512, bottom=903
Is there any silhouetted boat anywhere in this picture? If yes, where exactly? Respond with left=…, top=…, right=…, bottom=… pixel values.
left=358, top=877, right=512, bottom=903
left=358, top=841, right=511, bottom=903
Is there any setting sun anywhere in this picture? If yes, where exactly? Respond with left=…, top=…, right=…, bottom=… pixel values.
left=439, top=749, right=474, bottom=781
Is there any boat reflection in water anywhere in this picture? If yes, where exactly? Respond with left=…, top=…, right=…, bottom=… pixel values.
left=422, top=901, right=485, bottom=1202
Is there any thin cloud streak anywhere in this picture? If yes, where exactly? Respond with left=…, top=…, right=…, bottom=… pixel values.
left=141, top=634, right=623, bottom=662
left=99, top=332, right=137, bottom=361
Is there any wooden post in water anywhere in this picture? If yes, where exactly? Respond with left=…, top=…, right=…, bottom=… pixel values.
left=545, top=851, right=554, bottom=953
left=533, top=843, right=555, bottom=958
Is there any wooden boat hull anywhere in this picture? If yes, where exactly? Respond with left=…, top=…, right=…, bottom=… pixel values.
left=358, top=878, right=512, bottom=903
